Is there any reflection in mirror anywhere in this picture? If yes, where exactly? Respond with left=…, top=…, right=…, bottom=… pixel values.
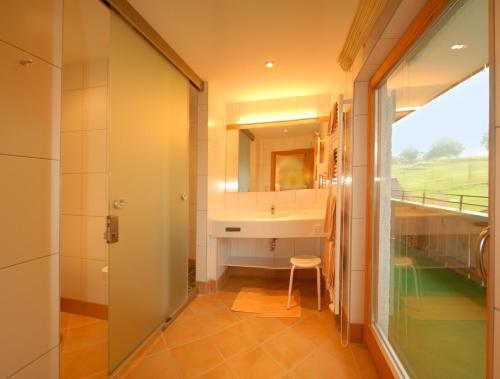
left=227, top=119, right=329, bottom=192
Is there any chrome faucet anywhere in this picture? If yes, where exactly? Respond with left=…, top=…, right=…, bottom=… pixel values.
left=271, top=204, right=276, bottom=215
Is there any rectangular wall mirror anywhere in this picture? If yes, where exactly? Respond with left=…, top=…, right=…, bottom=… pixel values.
left=226, top=118, right=329, bottom=192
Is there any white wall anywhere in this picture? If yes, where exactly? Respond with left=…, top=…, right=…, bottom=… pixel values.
left=195, top=82, right=228, bottom=283
left=60, top=59, right=108, bottom=306
left=0, top=0, right=62, bottom=377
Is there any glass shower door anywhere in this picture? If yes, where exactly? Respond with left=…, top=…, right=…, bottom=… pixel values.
left=107, top=11, right=189, bottom=372
left=371, top=0, right=489, bottom=377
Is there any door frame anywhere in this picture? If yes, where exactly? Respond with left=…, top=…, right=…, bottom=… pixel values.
left=363, top=0, right=494, bottom=377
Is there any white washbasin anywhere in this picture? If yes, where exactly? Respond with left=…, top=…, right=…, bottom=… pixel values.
left=209, top=211, right=326, bottom=238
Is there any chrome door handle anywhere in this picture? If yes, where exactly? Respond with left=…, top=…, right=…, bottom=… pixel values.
left=476, top=226, right=490, bottom=283
left=113, top=199, right=127, bottom=209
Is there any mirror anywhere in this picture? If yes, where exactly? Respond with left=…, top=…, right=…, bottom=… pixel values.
left=226, top=119, right=329, bottom=192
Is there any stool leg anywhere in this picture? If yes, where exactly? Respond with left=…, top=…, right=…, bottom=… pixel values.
left=316, top=266, right=321, bottom=311
left=288, top=265, right=296, bottom=309
left=410, top=264, right=421, bottom=309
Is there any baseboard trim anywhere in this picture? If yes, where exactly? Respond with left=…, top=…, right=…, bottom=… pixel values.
left=335, top=308, right=364, bottom=343
left=350, top=322, right=364, bottom=343
left=61, top=297, right=108, bottom=320
left=197, top=266, right=232, bottom=295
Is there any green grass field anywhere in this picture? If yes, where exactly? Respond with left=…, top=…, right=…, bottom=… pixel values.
left=391, top=156, right=488, bottom=211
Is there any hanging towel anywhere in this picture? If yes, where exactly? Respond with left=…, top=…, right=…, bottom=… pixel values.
left=322, top=240, right=335, bottom=288
left=323, top=194, right=336, bottom=241
left=322, top=194, right=336, bottom=288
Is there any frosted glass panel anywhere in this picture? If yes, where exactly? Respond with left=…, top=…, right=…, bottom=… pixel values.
left=108, top=11, right=188, bottom=372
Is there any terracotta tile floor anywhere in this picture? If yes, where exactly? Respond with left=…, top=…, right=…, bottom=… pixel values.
left=60, top=311, right=108, bottom=379
left=118, top=277, right=380, bottom=379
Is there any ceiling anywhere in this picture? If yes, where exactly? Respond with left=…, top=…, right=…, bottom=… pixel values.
left=128, top=0, right=359, bottom=104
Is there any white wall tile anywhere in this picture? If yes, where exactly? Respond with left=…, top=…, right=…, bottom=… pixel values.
left=274, top=238, right=294, bottom=258
left=352, top=166, right=367, bottom=219
left=0, top=156, right=60, bottom=268
left=353, top=82, right=368, bottom=116
left=237, top=192, right=257, bottom=210
left=351, top=218, right=366, bottom=271
left=83, top=86, right=107, bottom=130
left=294, top=238, right=315, bottom=255
left=60, top=215, right=82, bottom=258
left=63, top=63, right=84, bottom=91
left=226, top=103, right=240, bottom=124
left=318, top=94, right=331, bottom=116
left=0, top=0, right=63, bottom=66
left=295, top=189, right=316, bottom=205
left=196, top=210, right=208, bottom=246
left=237, top=239, right=257, bottom=257
left=0, top=255, right=59, bottom=378
left=82, top=259, right=107, bottom=304
left=225, top=192, right=238, bottom=209
left=196, top=244, right=207, bottom=281
left=60, top=256, right=81, bottom=300
left=83, top=129, right=107, bottom=173
left=83, top=216, right=107, bottom=261
left=197, top=140, right=208, bottom=176
left=275, top=190, right=296, bottom=206
left=256, top=191, right=276, bottom=206
left=198, top=104, right=209, bottom=139
left=83, top=59, right=108, bottom=88
left=349, top=270, right=366, bottom=324
left=0, top=41, right=61, bottom=159
left=62, top=90, right=83, bottom=131
left=61, top=132, right=82, bottom=173
left=61, top=173, right=82, bottom=215
left=353, top=115, right=368, bottom=167
left=197, top=175, right=208, bottom=211
left=298, top=95, right=318, bottom=115
left=10, top=347, right=59, bottom=379
left=82, top=174, right=106, bottom=216
left=277, top=97, right=298, bottom=117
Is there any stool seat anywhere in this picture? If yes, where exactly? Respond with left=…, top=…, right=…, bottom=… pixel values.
left=288, top=255, right=322, bottom=311
left=291, top=255, right=322, bottom=268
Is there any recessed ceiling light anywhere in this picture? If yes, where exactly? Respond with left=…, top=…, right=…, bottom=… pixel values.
left=265, top=61, right=274, bottom=68
left=450, top=44, right=466, bottom=50
left=283, top=129, right=288, bottom=133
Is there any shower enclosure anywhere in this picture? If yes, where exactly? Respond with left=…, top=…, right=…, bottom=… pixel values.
left=107, top=10, right=190, bottom=371
left=61, top=0, right=192, bottom=374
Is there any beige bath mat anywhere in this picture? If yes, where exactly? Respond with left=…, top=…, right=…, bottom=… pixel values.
left=404, top=296, right=486, bottom=321
left=231, top=287, right=301, bottom=317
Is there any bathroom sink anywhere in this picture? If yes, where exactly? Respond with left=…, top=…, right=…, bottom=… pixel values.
left=209, top=211, right=325, bottom=238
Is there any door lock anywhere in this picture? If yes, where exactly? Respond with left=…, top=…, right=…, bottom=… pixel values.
left=106, top=215, right=119, bottom=244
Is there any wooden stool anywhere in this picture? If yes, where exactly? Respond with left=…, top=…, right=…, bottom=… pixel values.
left=287, top=255, right=322, bottom=311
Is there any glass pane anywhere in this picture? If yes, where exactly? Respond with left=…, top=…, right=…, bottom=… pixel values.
left=108, top=11, right=188, bottom=372
left=372, top=0, right=488, bottom=377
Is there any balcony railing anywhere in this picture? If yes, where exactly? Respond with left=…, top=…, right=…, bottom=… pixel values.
left=391, top=189, right=488, bottom=213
